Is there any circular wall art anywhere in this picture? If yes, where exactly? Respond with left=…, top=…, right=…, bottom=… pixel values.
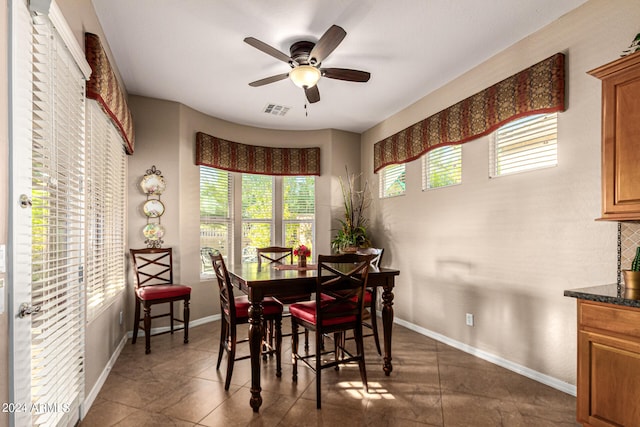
left=143, top=223, right=165, bottom=241
left=143, top=199, right=165, bottom=218
left=140, top=173, right=166, bottom=195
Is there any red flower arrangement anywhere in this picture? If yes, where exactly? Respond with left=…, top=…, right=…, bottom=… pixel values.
left=293, top=244, right=311, bottom=258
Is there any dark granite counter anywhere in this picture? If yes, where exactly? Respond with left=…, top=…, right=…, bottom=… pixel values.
left=564, top=283, right=640, bottom=308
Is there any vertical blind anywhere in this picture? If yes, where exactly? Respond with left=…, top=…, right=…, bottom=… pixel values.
left=85, top=100, right=126, bottom=320
left=31, top=14, right=84, bottom=427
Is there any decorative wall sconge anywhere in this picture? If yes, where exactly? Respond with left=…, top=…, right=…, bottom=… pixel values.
left=140, top=165, right=165, bottom=248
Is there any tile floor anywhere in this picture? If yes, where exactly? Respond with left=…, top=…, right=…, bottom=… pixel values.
left=80, top=320, right=580, bottom=426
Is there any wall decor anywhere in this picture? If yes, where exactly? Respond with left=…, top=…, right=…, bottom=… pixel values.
left=140, top=165, right=165, bottom=248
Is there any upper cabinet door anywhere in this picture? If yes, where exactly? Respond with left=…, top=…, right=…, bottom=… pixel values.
left=590, top=52, right=640, bottom=221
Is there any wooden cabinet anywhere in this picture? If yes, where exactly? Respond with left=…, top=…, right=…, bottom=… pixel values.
left=576, top=300, right=640, bottom=426
left=589, top=52, right=640, bottom=220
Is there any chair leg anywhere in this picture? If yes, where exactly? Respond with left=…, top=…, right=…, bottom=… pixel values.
left=183, top=298, right=190, bottom=344
left=216, top=318, right=227, bottom=370
left=304, top=329, right=309, bottom=352
left=170, top=301, right=175, bottom=334
left=132, top=299, right=141, bottom=344
left=316, top=329, right=323, bottom=409
left=275, top=316, right=282, bottom=378
left=225, top=320, right=237, bottom=390
left=370, top=288, right=381, bottom=355
left=355, top=325, right=368, bottom=394
left=291, top=321, right=299, bottom=382
left=143, top=303, right=152, bottom=354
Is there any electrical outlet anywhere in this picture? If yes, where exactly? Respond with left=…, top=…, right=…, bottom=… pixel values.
left=465, top=313, right=474, bottom=326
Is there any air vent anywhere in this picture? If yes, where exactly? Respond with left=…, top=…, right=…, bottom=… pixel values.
left=263, top=103, right=291, bottom=116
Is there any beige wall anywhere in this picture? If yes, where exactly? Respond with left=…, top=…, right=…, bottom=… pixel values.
left=361, top=0, right=640, bottom=385
left=127, top=95, right=361, bottom=323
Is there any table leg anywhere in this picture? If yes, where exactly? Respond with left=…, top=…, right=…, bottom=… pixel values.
left=248, top=300, right=263, bottom=412
left=381, top=283, right=395, bottom=376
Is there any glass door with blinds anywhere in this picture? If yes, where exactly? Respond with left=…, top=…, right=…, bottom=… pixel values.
left=9, top=3, right=90, bottom=426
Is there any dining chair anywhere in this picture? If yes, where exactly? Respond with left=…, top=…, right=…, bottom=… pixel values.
left=357, top=247, right=384, bottom=355
left=210, top=252, right=283, bottom=390
left=256, top=246, right=311, bottom=350
left=129, top=248, right=191, bottom=354
left=290, top=253, right=374, bottom=408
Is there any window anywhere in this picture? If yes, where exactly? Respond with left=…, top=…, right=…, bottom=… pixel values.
left=379, top=164, right=406, bottom=198
left=422, top=145, right=462, bottom=190
left=200, top=167, right=315, bottom=271
left=490, top=113, right=558, bottom=177
left=242, top=174, right=274, bottom=262
left=200, top=167, right=233, bottom=273
left=283, top=176, right=315, bottom=252
left=85, top=100, right=127, bottom=320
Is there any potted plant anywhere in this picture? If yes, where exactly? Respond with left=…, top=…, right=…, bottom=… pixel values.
left=623, top=246, right=640, bottom=290
left=331, top=168, right=371, bottom=253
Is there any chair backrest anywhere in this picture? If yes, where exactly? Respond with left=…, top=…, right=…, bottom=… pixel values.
left=356, top=247, right=384, bottom=268
left=210, top=252, right=237, bottom=320
left=316, top=253, right=374, bottom=325
left=257, top=246, right=293, bottom=268
left=130, top=248, right=175, bottom=289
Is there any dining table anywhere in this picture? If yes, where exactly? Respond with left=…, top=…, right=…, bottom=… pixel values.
left=228, top=261, right=400, bottom=412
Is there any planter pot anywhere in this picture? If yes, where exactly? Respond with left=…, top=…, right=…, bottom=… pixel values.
left=623, top=270, right=640, bottom=290
left=341, top=246, right=358, bottom=254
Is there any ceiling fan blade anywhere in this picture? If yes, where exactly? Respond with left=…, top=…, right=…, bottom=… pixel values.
left=248, top=73, right=289, bottom=87
left=322, top=68, right=371, bottom=82
left=309, top=25, right=346, bottom=65
left=304, top=85, right=320, bottom=103
left=244, top=37, right=293, bottom=64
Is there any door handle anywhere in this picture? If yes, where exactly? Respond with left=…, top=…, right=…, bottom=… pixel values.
left=18, top=302, right=41, bottom=318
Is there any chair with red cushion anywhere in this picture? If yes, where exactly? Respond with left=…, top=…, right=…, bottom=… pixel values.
left=210, top=252, right=283, bottom=390
left=130, top=248, right=191, bottom=354
left=290, top=253, right=374, bottom=409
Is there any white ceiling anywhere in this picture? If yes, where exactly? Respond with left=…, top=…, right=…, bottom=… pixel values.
left=91, top=0, right=587, bottom=134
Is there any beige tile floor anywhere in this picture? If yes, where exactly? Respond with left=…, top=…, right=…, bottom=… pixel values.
left=80, top=320, right=579, bottom=426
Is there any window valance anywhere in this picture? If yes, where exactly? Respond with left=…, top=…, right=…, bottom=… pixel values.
left=85, top=32, right=135, bottom=154
left=196, top=132, right=321, bottom=176
left=373, top=52, right=565, bottom=173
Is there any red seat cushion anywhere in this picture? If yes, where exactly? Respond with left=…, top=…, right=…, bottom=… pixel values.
left=289, top=300, right=357, bottom=327
left=364, top=290, right=373, bottom=304
left=137, top=284, right=191, bottom=301
left=233, top=295, right=283, bottom=318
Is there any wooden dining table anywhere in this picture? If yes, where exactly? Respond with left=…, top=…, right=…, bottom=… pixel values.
left=228, top=262, right=400, bottom=412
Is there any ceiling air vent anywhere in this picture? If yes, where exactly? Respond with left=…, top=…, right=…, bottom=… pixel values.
left=263, top=104, right=291, bottom=117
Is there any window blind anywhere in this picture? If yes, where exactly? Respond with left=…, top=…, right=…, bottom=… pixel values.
left=490, top=113, right=558, bottom=177
left=85, top=100, right=126, bottom=320
left=423, top=145, right=462, bottom=190
left=283, top=176, right=315, bottom=250
left=31, top=14, right=85, bottom=427
left=380, top=164, right=406, bottom=198
left=242, top=174, right=274, bottom=261
left=200, top=167, right=232, bottom=273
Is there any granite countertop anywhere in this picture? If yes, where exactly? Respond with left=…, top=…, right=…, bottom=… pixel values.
left=564, top=283, right=640, bottom=308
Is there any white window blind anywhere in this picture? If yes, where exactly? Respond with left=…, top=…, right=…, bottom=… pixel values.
left=85, top=100, right=126, bottom=320
left=490, top=113, right=558, bottom=177
left=31, top=14, right=85, bottom=427
left=200, top=167, right=232, bottom=273
left=283, top=176, right=315, bottom=250
left=379, top=164, right=406, bottom=198
left=242, top=174, right=274, bottom=261
left=422, top=145, right=462, bottom=190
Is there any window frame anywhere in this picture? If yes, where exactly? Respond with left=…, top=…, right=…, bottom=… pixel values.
left=379, top=164, right=406, bottom=198
left=421, top=144, right=462, bottom=191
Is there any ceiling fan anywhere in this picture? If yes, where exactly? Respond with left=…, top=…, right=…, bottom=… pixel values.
left=244, top=25, right=371, bottom=104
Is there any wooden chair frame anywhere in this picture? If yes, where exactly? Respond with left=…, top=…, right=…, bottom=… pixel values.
left=130, top=248, right=190, bottom=354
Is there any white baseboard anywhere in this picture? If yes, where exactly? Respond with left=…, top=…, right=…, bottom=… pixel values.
left=80, top=334, right=128, bottom=419
left=393, top=316, right=577, bottom=396
left=126, top=314, right=221, bottom=338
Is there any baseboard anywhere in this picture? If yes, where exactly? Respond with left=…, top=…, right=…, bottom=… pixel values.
left=393, top=316, right=577, bottom=396
left=80, top=334, right=128, bottom=419
left=126, top=314, right=221, bottom=338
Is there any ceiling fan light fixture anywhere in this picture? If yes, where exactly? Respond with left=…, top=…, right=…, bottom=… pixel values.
left=289, top=65, right=321, bottom=88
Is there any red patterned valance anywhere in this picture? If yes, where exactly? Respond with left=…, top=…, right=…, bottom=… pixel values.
left=196, top=132, right=321, bottom=176
left=85, top=33, right=135, bottom=154
left=374, top=53, right=565, bottom=172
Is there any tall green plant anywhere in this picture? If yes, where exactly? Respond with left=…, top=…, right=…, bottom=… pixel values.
left=331, top=167, right=371, bottom=252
